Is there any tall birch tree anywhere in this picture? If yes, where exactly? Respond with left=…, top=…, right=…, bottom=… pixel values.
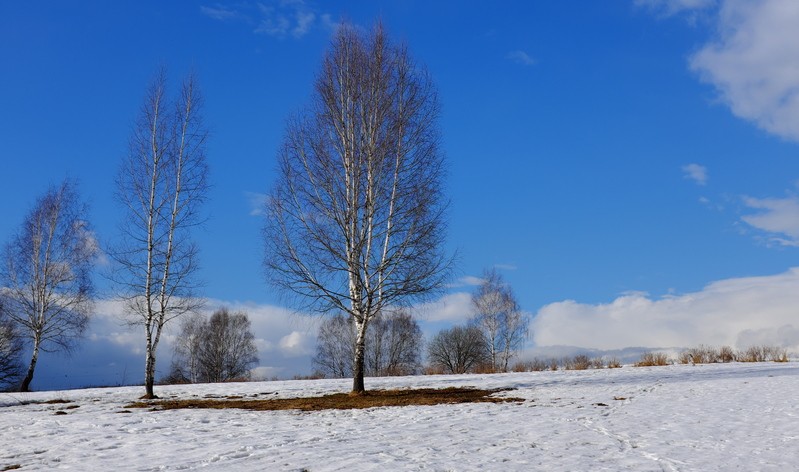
left=111, top=70, right=208, bottom=399
left=1, top=180, right=96, bottom=391
left=264, top=23, right=450, bottom=394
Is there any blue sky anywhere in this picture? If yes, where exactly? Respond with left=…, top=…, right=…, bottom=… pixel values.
left=2, top=0, right=799, bottom=390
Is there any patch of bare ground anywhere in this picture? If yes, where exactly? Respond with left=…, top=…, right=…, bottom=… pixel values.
left=125, top=387, right=523, bottom=412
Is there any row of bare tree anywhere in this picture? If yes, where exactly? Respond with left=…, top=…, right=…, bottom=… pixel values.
left=313, top=269, right=530, bottom=378
left=1, top=21, right=490, bottom=396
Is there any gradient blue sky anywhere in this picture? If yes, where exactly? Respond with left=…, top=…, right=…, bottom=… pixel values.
left=2, top=1, right=799, bottom=390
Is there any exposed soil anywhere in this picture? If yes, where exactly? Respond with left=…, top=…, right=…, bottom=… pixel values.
left=125, top=387, right=522, bottom=412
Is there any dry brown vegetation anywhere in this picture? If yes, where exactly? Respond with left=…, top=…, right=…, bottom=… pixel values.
left=125, top=387, right=522, bottom=412
left=634, top=352, right=672, bottom=367
left=677, top=345, right=789, bottom=364
left=512, top=355, right=619, bottom=372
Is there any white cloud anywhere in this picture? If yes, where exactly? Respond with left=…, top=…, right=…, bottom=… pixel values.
left=278, top=330, right=314, bottom=357
left=690, top=0, right=799, bottom=142
left=415, top=292, right=474, bottom=323
left=682, top=163, right=708, bottom=185
left=532, top=268, right=799, bottom=352
left=741, top=195, right=799, bottom=246
left=446, top=275, right=484, bottom=289
left=506, top=50, right=536, bottom=66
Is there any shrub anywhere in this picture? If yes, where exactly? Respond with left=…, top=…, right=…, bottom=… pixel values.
left=564, top=354, right=592, bottom=371
left=511, top=361, right=528, bottom=373
left=719, top=345, right=736, bottom=363
left=763, top=345, right=789, bottom=362
left=679, top=345, right=718, bottom=364
left=606, top=357, right=622, bottom=368
left=738, top=346, right=765, bottom=363
left=511, top=358, right=550, bottom=372
left=634, top=352, right=671, bottom=367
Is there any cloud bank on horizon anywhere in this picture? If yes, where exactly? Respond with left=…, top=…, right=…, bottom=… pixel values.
left=532, top=267, right=799, bottom=352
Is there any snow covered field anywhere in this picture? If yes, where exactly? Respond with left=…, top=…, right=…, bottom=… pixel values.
left=1, top=362, right=797, bottom=471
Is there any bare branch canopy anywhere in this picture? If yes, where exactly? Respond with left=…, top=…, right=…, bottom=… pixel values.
left=263, top=22, right=451, bottom=393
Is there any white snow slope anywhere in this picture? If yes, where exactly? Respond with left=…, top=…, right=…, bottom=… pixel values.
left=1, top=362, right=797, bottom=471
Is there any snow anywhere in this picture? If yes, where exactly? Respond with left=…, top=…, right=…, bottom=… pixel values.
left=1, top=362, right=797, bottom=471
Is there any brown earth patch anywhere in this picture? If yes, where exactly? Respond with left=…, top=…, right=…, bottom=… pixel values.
left=125, top=387, right=522, bottom=412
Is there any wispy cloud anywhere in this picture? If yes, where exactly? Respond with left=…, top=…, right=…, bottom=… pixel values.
left=246, top=191, right=268, bottom=216
left=682, top=163, right=708, bottom=185
left=689, top=0, right=799, bottom=142
left=200, top=4, right=240, bottom=21
left=741, top=195, right=799, bottom=246
left=254, top=0, right=323, bottom=39
left=494, top=263, right=518, bottom=271
left=201, top=1, right=331, bottom=39
left=533, top=268, right=799, bottom=351
left=634, top=0, right=717, bottom=18
left=506, top=50, right=536, bottom=66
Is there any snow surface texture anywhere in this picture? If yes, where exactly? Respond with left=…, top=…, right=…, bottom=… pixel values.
left=1, top=362, right=797, bottom=471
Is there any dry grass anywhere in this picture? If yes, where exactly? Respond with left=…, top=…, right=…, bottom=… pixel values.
left=124, top=387, right=522, bottom=412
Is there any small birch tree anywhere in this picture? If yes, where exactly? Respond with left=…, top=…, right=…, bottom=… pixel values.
left=471, top=269, right=529, bottom=372
left=111, top=70, right=209, bottom=398
left=264, top=23, right=450, bottom=393
left=1, top=180, right=96, bottom=391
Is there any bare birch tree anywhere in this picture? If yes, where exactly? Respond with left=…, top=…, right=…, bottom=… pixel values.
left=197, top=308, right=259, bottom=383
left=314, top=309, right=422, bottom=378
left=166, top=314, right=204, bottom=383
left=427, top=325, right=489, bottom=374
left=111, top=70, right=208, bottom=398
left=1, top=180, right=96, bottom=391
left=263, top=23, right=450, bottom=393
left=166, top=308, right=259, bottom=384
left=471, top=269, right=529, bottom=372
left=366, top=309, right=422, bottom=376
left=312, top=313, right=355, bottom=378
